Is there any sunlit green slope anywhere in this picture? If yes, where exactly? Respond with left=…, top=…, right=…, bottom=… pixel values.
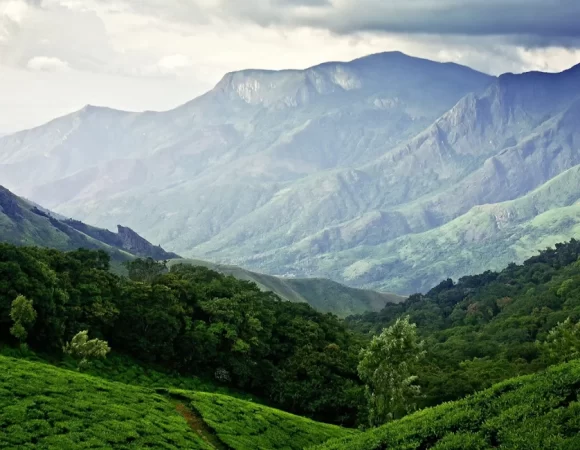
left=313, top=360, right=580, bottom=450
left=0, top=355, right=355, bottom=450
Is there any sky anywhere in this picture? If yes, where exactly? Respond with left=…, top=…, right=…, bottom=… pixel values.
left=1, top=0, right=579, bottom=133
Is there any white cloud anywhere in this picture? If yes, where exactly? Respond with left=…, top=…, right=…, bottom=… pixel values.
left=26, top=55, right=70, bottom=71
left=0, top=0, right=578, bottom=132
left=0, top=0, right=33, bottom=23
left=136, top=54, right=193, bottom=77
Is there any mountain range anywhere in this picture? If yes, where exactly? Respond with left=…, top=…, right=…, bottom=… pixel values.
left=0, top=185, right=400, bottom=315
left=1, top=51, right=579, bottom=294
left=0, top=185, right=178, bottom=262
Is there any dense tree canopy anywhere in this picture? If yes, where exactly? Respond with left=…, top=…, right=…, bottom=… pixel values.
left=348, top=239, right=580, bottom=408
left=2, top=239, right=580, bottom=428
left=0, top=244, right=363, bottom=425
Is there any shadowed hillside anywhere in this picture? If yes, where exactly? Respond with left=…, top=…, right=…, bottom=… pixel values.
left=170, top=258, right=405, bottom=316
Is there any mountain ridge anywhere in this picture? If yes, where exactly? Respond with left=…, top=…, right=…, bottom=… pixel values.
left=0, top=185, right=178, bottom=261
left=170, top=258, right=405, bottom=317
left=0, top=185, right=400, bottom=315
left=1, top=52, right=579, bottom=294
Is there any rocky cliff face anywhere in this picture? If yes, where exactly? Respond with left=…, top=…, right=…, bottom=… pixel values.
left=116, top=225, right=179, bottom=260
left=0, top=185, right=179, bottom=261
left=0, top=186, right=23, bottom=221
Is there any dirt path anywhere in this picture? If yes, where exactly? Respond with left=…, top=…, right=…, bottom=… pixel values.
left=175, top=402, right=229, bottom=450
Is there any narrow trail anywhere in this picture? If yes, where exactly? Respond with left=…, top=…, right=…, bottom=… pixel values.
left=175, top=402, right=229, bottom=450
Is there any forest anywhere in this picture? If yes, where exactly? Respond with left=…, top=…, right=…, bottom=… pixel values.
left=0, top=244, right=365, bottom=425
left=348, top=239, right=580, bottom=408
left=1, top=240, right=580, bottom=447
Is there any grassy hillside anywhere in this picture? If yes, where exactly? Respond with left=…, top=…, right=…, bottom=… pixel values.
left=0, top=244, right=365, bottom=425
left=170, top=259, right=404, bottom=316
left=0, top=355, right=355, bottom=450
left=168, top=390, right=357, bottom=450
left=0, top=355, right=211, bottom=449
left=313, top=360, right=580, bottom=450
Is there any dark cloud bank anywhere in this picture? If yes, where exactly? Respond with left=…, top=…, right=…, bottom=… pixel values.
left=224, top=0, right=580, bottom=47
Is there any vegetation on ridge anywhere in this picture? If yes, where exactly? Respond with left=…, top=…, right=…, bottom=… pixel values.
left=0, top=243, right=364, bottom=425
left=170, top=258, right=405, bottom=317
left=348, top=238, right=580, bottom=409
left=0, top=185, right=177, bottom=263
left=2, top=237, right=580, bottom=447
left=313, top=359, right=580, bottom=450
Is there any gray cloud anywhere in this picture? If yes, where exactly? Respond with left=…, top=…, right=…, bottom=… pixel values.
left=238, top=0, right=580, bottom=45
left=130, top=0, right=579, bottom=48
left=84, top=0, right=580, bottom=48
left=272, top=0, right=330, bottom=5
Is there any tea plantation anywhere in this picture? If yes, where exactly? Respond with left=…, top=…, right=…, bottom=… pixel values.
left=0, top=355, right=355, bottom=449
left=170, top=390, right=358, bottom=449
left=313, top=359, right=580, bottom=450
left=0, top=356, right=213, bottom=449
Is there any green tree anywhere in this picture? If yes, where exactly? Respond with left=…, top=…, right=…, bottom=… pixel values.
left=538, top=318, right=580, bottom=364
left=124, top=258, right=167, bottom=283
left=358, top=316, right=425, bottom=426
left=9, top=295, right=37, bottom=344
left=63, top=330, right=111, bottom=370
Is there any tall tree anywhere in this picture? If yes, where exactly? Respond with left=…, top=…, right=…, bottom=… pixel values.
left=358, top=316, right=425, bottom=426
left=63, top=330, right=111, bottom=370
left=539, top=317, right=580, bottom=364
left=9, top=295, right=36, bottom=344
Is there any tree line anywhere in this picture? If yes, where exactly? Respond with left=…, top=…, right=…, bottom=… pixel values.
left=348, top=239, right=580, bottom=408
left=2, top=240, right=579, bottom=429
left=0, top=244, right=365, bottom=425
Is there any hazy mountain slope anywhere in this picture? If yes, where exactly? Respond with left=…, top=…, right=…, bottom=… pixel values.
left=169, top=258, right=405, bottom=316
left=297, top=165, right=580, bottom=293
left=0, top=185, right=177, bottom=261
left=188, top=64, right=580, bottom=291
left=2, top=54, right=579, bottom=295
left=194, top=65, right=580, bottom=264
left=0, top=52, right=491, bottom=250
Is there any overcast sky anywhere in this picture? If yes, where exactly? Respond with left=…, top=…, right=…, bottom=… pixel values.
left=1, top=0, right=579, bottom=133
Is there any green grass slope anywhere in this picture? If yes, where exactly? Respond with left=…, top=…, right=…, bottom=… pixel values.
left=169, top=259, right=404, bottom=316
left=0, top=355, right=211, bottom=449
left=313, top=360, right=580, bottom=450
left=168, top=390, right=358, bottom=450
left=0, top=355, right=356, bottom=450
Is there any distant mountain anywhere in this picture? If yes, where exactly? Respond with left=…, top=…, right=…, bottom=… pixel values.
left=1, top=52, right=579, bottom=295
left=311, top=165, right=580, bottom=293
left=0, top=52, right=491, bottom=251
left=0, top=185, right=178, bottom=261
left=170, top=259, right=405, bottom=317
left=0, top=184, right=399, bottom=316
left=215, top=64, right=580, bottom=292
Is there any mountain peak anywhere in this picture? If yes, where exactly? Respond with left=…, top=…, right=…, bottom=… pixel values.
left=210, top=51, right=491, bottom=107
left=563, top=62, right=580, bottom=75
